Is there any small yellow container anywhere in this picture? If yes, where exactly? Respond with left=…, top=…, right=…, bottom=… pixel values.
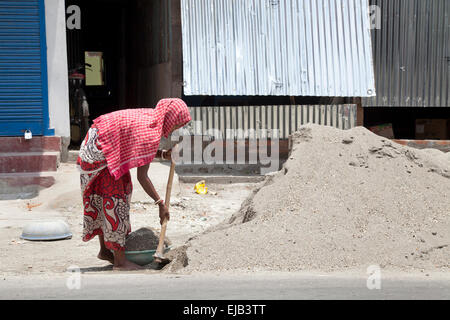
left=194, top=180, right=208, bottom=194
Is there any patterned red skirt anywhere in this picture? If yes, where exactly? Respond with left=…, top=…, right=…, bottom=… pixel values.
left=77, top=126, right=133, bottom=251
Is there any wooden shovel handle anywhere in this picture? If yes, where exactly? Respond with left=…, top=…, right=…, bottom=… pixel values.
left=155, top=160, right=176, bottom=256
left=165, top=160, right=176, bottom=210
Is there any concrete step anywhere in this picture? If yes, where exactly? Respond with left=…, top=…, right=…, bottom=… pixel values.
left=175, top=163, right=280, bottom=176
left=178, top=174, right=265, bottom=184
left=0, top=136, right=61, bottom=153
left=0, top=172, right=56, bottom=200
left=67, top=150, right=79, bottom=163
left=0, top=152, right=60, bottom=173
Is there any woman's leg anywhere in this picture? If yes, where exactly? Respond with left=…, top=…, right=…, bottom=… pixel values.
left=97, top=233, right=143, bottom=270
left=113, top=251, right=143, bottom=270
left=93, top=171, right=143, bottom=270
left=97, top=235, right=114, bottom=264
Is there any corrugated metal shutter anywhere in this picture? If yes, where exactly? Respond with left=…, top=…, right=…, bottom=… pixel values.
left=0, top=0, right=49, bottom=136
left=363, top=0, right=450, bottom=107
left=186, top=104, right=357, bottom=139
left=181, top=0, right=376, bottom=97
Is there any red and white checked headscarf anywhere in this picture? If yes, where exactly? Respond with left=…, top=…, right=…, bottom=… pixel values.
left=93, top=98, right=191, bottom=180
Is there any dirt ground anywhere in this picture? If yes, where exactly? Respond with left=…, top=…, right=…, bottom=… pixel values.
left=2, top=127, right=449, bottom=278
left=0, top=162, right=255, bottom=275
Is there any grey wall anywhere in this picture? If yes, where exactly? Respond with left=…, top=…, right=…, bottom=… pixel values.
left=364, top=0, right=450, bottom=107
left=45, top=0, right=70, bottom=138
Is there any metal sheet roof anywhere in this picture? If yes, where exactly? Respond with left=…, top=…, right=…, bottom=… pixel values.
left=181, top=0, right=376, bottom=97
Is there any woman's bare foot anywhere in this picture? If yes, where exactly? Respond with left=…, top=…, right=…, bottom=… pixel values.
left=113, top=259, right=143, bottom=271
left=113, top=250, right=143, bottom=271
left=97, top=249, right=114, bottom=264
left=97, top=235, right=114, bottom=264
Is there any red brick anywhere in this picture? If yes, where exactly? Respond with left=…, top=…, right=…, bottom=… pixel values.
left=0, top=137, right=61, bottom=153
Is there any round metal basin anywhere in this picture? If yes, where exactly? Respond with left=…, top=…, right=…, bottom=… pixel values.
left=125, top=247, right=171, bottom=266
left=21, top=220, right=72, bottom=241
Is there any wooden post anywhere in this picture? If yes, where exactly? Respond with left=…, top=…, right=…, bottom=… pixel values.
left=290, top=96, right=296, bottom=105
left=170, top=0, right=183, bottom=98
left=355, top=97, right=364, bottom=127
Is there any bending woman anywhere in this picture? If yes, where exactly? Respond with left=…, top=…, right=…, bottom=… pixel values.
left=76, top=98, right=191, bottom=270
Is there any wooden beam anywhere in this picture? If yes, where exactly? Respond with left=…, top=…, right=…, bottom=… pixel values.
left=170, top=0, right=183, bottom=98
left=354, top=97, right=364, bottom=127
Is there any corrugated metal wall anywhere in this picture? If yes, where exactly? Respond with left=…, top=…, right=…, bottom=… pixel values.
left=186, top=104, right=357, bottom=139
left=363, top=0, right=450, bottom=107
left=0, top=0, right=49, bottom=136
left=181, top=0, right=376, bottom=97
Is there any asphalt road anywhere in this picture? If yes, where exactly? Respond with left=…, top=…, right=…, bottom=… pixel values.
left=1, top=272, right=449, bottom=300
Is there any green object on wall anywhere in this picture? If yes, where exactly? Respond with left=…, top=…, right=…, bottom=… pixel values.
left=85, top=51, right=104, bottom=86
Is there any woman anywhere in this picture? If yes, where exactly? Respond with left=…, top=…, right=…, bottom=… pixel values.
left=76, top=98, right=191, bottom=270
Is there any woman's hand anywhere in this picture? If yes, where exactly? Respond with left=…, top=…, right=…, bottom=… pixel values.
left=162, top=149, right=172, bottom=161
left=158, top=202, right=170, bottom=224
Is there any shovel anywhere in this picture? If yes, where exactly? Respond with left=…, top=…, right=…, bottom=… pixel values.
left=153, top=159, right=176, bottom=263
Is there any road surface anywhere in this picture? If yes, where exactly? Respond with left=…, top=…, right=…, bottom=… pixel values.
left=1, top=271, right=449, bottom=300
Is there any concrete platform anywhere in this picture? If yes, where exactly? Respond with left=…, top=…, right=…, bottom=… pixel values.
left=0, top=172, right=56, bottom=200
left=393, top=139, right=450, bottom=153
left=67, top=150, right=79, bottom=163
left=178, top=175, right=266, bottom=184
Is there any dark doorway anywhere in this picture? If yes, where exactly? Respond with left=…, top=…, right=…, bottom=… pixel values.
left=65, top=0, right=178, bottom=146
left=364, top=107, right=450, bottom=139
left=66, top=0, right=127, bottom=121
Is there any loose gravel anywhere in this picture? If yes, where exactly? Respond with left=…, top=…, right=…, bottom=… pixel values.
left=180, top=124, right=450, bottom=273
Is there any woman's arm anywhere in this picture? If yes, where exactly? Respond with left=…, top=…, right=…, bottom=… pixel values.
left=137, top=164, right=160, bottom=201
left=137, top=164, right=170, bottom=224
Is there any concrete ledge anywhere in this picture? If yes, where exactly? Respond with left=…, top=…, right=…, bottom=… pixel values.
left=393, top=139, right=450, bottom=153
left=0, top=173, right=56, bottom=200
left=67, top=150, right=79, bottom=163
left=178, top=175, right=266, bottom=184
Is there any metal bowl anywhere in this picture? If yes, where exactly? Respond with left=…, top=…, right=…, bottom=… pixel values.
left=125, top=247, right=171, bottom=266
left=21, top=220, right=72, bottom=241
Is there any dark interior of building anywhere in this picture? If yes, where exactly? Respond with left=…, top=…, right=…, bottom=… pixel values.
left=66, top=0, right=176, bottom=147
left=66, top=0, right=172, bottom=118
left=365, top=107, right=450, bottom=139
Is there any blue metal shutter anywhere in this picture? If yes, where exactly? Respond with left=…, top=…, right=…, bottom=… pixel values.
left=0, top=0, right=50, bottom=136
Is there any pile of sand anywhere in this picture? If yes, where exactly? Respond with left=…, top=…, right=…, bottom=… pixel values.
left=125, top=227, right=171, bottom=251
left=180, top=124, right=450, bottom=273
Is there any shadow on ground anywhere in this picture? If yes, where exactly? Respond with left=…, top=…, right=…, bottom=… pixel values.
left=78, top=261, right=169, bottom=273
